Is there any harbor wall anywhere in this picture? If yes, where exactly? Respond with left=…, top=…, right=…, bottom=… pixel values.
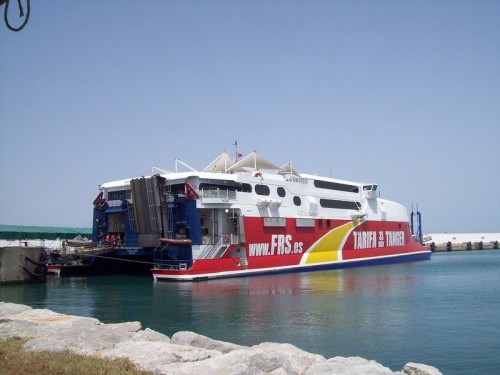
left=0, top=238, right=64, bottom=249
left=0, top=247, right=46, bottom=283
left=423, top=233, right=500, bottom=252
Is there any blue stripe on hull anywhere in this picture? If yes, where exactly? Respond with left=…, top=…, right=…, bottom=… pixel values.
left=301, top=251, right=432, bottom=273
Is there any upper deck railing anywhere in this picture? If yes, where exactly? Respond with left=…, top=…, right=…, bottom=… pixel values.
left=201, top=188, right=237, bottom=200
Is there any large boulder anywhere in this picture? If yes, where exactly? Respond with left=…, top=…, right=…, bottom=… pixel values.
left=171, top=330, right=245, bottom=353
left=0, top=302, right=141, bottom=355
left=404, top=362, right=443, bottom=375
left=305, top=356, right=396, bottom=375
left=161, top=342, right=326, bottom=375
left=100, top=340, right=221, bottom=374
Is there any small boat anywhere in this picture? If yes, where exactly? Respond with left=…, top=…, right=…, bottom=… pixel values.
left=90, top=150, right=431, bottom=280
left=46, top=248, right=104, bottom=277
left=45, top=246, right=151, bottom=276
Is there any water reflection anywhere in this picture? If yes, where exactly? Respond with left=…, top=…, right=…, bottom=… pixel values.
left=147, top=265, right=418, bottom=352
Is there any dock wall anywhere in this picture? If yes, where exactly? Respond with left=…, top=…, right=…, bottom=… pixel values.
left=425, top=241, right=499, bottom=252
left=0, top=247, right=47, bottom=283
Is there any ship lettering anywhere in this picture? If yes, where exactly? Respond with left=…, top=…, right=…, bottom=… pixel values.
left=249, top=243, right=270, bottom=256
left=272, top=234, right=292, bottom=255
left=249, top=234, right=299, bottom=257
left=385, top=231, right=405, bottom=246
left=353, top=230, right=406, bottom=249
left=378, top=231, right=385, bottom=247
left=293, top=241, right=303, bottom=254
left=353, top=230, right=377, bottom=249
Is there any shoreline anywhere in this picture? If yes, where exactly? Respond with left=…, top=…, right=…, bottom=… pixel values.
left=0, top=302, right=441, bottom=375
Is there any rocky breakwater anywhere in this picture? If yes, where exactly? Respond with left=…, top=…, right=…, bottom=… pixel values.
left=0, top=302, right=441, bottom=375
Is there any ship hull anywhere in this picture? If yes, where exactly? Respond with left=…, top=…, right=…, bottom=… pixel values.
left=47, top=250, right=153, bottom=277
left=152, top=217, right=430, bottom=281
left=152, top=250, right=431, bottom=281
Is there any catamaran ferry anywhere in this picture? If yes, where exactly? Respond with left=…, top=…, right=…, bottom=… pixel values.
left=92, top=151, right=430, bottom=281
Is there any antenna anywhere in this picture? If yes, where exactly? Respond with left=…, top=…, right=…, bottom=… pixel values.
left=152, top=166, right=172, bottom=174
left=233, top=141, right=239, bottom=161
left=174, top=159, right=198, bottom=172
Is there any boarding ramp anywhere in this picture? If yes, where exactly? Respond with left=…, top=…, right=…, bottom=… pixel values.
left=130, top=176, right=165, bottom=247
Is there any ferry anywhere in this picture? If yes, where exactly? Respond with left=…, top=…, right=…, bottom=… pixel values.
left=91, top=151, right=431, bottom=281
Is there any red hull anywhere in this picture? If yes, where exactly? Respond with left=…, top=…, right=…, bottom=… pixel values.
left=153, top=217, right=430, bottom=281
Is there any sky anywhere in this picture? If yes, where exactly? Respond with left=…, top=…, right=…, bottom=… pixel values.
left=1, top=1, right=499, bottom=233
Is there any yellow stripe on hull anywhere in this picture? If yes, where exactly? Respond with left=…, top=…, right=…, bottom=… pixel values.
left=303, top=219, right=365, bottom=264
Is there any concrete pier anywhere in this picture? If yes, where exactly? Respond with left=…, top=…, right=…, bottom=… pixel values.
left=0, top=246, right=47, bottom=283
left=423, top=233, right=500, bottom=252
left=425, top=241, right=499, bottom=252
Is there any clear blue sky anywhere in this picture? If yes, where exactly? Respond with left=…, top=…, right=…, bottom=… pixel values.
left=1, top=1, right=499, bottom=233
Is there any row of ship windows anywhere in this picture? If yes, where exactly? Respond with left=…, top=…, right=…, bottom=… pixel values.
left=254, top=182, right=360, bottom=196
left=199, top=181, right=361, bottom=196
left=255, top=185, right=360, bottom=209
left=292, top=196, right=360, bottom=210
left=107, top=181, right=362, bottom=210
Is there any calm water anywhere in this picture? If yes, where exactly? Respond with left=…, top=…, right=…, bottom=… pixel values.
left=2, top=250, right=500, bottom=374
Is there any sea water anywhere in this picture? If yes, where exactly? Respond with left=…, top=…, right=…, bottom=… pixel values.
left=1, top=250, right=499, bottom=374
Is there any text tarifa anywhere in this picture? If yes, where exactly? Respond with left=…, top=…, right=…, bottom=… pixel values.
left=353, top=230, right=405, bottom=250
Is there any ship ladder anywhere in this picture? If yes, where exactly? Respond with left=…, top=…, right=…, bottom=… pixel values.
left=125, top=180, right=136, bottom=232
left=163, top=182, right=174, bottom=239
left=205, top=236, right=229, bottom=259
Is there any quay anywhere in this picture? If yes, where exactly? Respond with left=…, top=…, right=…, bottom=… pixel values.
left=0, top=225, right=92, bottom=282
left=0, top=246, right=47, bottom=283
left=423, top=233, right=500, bottom=252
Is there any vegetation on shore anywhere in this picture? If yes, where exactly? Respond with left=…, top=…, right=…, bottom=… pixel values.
left=0, top=337, right=152, bottom=375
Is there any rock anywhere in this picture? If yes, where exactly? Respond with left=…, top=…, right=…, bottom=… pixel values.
left=404, top=362, right=443, bottom=375
left=268, top=368, right=289, bottom=375
left=100, top=341, right=222, bottom=374
left=171, top=330, right=245, bottom=353
left=162, top=342, right=326, bottom=375
left=0, top=302, right=33, bottom=317
left=131, top=327, right=171, bottom=343
left=0, top=302, right=442, bottom=375
left=306, top=356, right=396, bottom=375
left=0, top=302, right=142, bottom=356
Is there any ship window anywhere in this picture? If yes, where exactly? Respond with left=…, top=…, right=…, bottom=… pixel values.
left=264, top=217, right=286, bottom=227
left=277, top=187, right=286, bottom=197
left=108, top=190, right=127, bottom=201
left=314, top=180, right=359, bottom=193
left=255, top=184, right=270, bottom=196
left=296, top=218, right=314, bottom=227
left=363, top=184, right=377, bottom=191
left=327, top=219, right=331, bottom=227
left=200, top=182, right=247, bottom=192
left=242, top=183, right=252, bottom=193
left=320, top=199, right=360, bottom=210
left=318, top=219, right=323, bottom=229
left=293, top=196, right=301, bottom=206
